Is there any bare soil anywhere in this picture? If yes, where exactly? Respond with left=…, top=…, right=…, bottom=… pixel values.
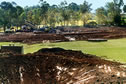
left=0, top=27, right=126, bottom=43
left=0, top=33, right=68, bottom=43
left=63, top=27, right=126, bottom=40
left=0, top=48, right=126, bottom=84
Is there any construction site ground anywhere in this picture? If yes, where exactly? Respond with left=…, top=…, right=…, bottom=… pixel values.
left=0, top=27, right=126, bottom=43
left=0, top=27, right=126, bottom=84
left=0, top=48, right=126, bottom=84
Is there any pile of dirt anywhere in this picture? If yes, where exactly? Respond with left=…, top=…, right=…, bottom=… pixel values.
left=0, top=33, right=68, bottom=43
left=0, top=48, right=126, bottom=84
left=63, top=27, right=126, bottom=40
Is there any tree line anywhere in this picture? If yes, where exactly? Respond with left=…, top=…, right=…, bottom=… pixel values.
left=0, top=0, right=126, bottom=32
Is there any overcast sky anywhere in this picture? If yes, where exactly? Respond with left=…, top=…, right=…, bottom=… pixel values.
left=0, top=0, right=126, bottom=12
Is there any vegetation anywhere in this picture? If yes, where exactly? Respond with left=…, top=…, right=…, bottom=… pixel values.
left=0, top=2, right=24, bottom=32
left=96, top=0, right=125, bottom=26
left=0, top=0, right=126, bottom=32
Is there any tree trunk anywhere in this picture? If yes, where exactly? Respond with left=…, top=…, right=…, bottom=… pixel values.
left=83, top=21, right=86, bottom=27
left=64, top=21, right=65, bottom=26
left=17, top=26, right=19, bottom=30
left=3, top=25, right=6, bottom=33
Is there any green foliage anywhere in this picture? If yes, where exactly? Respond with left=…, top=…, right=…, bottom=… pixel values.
left=0, top=0, right=93, bottom=29
left=68, top=2, right=80, bottom=11
left=123, top=5, right=126, bottom=13
left=96, top=7, right=107, bottom=25
left=106, top=0, right=124, bottom=26
left=80, top=0, right=92, bottom=14
left=0, top=1, right=24, bottom=31
left=96, top=0, right=125, bottom=26
left=47, top=9, right=56, bottom=27
left=113, top=0, right=124, bottom=8
left=2, top=0, right=126, bottom=29
left=81, top=12, right=92, bottom=26
left=79, top=1, right=92, bottom=26
left=39, top=0, right=50, bottom=26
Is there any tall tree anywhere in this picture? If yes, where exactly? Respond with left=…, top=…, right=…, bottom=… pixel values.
left=59, top=1, right=71, bottom=26
left=0, top=1, right=17, bottom=32
left=113, top=0, right=124, bottom=8
left=32, top=8, right=41, bottom=25
left=68, top=2, right=79, bottom=11
left=80, top=0, right=92, bottom=14
left=96, top=7, right=107, bottom=25
left=0, top=9, right=9, bottom=31
left=47, top=9, right=57, bottom=27
left=80, top=0, right=92, bottom=26
left=81, top=12, right=92, bottom=26
left=105, top=2, right=116, bottom=25
left=13, top=6, right=24, bottom=28
left=39, top=0, right=50, bottom=26
left=113, top=0, right=124, bottom=25
left=105, top=1, right=124, bottom=26
left=123, top=5, right=126, bottom=13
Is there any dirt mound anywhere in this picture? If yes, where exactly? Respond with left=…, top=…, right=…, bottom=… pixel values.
left=64, top=27, right=126, bottom=40
left=0, top=48, right=126, bottom=84
left=37, top=47, right=65, bottom=52
left=0, top=33, right=68, bottom=43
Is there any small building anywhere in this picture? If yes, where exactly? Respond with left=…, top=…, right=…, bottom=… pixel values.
left=1, top=44, right=24, bottom=54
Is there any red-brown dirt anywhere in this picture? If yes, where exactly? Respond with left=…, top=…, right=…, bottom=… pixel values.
left=0, top=33, right=68, bottom=43
left=63, top=27, right=126, bottom=40
left=0, top=27, right=126, bottom=43
left=0, top=48, right=126, bottom=84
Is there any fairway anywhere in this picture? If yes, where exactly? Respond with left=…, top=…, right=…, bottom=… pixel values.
left=1, top=38, right=126, bottom=63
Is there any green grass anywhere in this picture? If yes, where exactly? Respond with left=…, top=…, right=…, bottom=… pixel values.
left=1, top=38, right=126, bottom=63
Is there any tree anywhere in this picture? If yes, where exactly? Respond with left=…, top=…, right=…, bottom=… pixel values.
left=47, top=9, right=57, bottom=27
left=59, top=1, right=71, bottom=26
left=32, top=8, right=41, bottom=25
left=67, top=2, right=80, bottom=26
left=80, top=0, right=92, bottom=14
left=0, top=1, right=17, bottom=32
left=60, top=9, right=71, bottom=26
left=106, top=0, right=124, bottom=26
left=80, top=0, right=92, bottom=26
left=96, top=7, right=107, bottom=25
left=113, top=0, right=124, bottom=26
left=39, top=0, right=50, bottom=26
left=81, top=12, right=92, bottom=26
left=113, top=0, right=124, bottom=8
left=13, top=6, right=24, bottom=28
left=68, top=2, right=79, bottom=11
left=123, top=5, right=126, bottom=13
left=0, top=1, right=25, bottom=31
left=0, top=9, right=9, bottom=31
left=69, top=11, right=80, bottom=26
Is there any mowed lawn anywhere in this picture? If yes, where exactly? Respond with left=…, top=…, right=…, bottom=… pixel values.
left=0, top=38, right=126, bottom=63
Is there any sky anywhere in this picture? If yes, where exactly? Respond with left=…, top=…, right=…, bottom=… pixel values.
left=0, top=0, right=126, bottom=12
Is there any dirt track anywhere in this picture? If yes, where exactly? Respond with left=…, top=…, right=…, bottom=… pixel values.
left=0, top=48, right=126, bottom=84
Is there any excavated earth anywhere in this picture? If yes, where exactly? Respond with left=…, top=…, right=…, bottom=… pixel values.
left=0, top=33, right=68, bottom=43
left=0, top=27, right=126, bottom=43
left=63, top=27, right=126, bottom=40
left=0, top=48, right=126, bottom=84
